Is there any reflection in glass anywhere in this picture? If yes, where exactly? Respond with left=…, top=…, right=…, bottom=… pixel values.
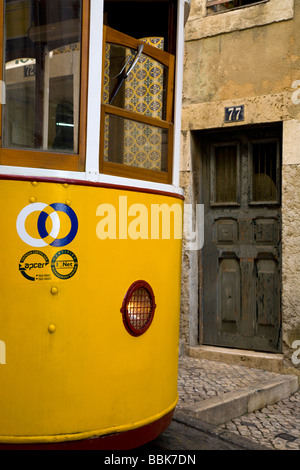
left=3, top=0, right=82, bottom=153
left=104, top=41, right=167, bottom=120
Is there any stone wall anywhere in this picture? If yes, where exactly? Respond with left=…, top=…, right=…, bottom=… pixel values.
left=282, top=124, right=300, bottom=374
left=180, top=0, right=300, bottom=375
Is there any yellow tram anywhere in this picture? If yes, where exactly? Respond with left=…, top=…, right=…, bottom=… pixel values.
left=0, top=0, right=189, bottom=449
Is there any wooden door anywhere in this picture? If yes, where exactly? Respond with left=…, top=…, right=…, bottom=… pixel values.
left=201, top=126, right=282, bottom=353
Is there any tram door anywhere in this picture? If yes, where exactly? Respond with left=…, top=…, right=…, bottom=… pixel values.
left=201, top=125, right=282, bottom=353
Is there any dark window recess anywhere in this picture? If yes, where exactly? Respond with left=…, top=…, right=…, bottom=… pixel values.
left=103, top=0, right=176, bottom=54
left=215, top=145, right=237, bottom=203
left=211, top=144, right=238, bottom=204
left=206, top=0, right=268, bottom=15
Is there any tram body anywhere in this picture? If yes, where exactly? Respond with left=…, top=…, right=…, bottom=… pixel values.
left=0, top=0, right=189, bottom=449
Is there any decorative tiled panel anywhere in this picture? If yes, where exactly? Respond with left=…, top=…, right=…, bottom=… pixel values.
left=124, top=37, right=164, bottom=119
left=124, top=37, right=164, bottom=170
left=52, top=42, right=80, bottom=55
left=103, top=38, right=165, bottom=171
left=103, top=43, right=110, bottom=161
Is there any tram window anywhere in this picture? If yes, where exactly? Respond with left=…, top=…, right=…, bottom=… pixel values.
left=0, top=0, right=89, bottom=171
left=100, top=26, right=175, bottom=184
left=105, top=43, right=168, bottom=120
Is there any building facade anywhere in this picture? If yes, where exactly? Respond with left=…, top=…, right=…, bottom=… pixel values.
left=180, top=0, right=300, bottom=379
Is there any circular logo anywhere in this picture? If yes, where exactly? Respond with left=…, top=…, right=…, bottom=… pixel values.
left=17, top=203, right=78, bottom=248
left=19, top=250, right=50, bottom=281
left=51, top=250, right=78, bottom=280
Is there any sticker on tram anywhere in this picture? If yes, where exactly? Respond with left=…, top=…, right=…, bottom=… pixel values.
left=19, top=250, right=51, bottom=281
left=0, top=340, right=6, bottom=365
left=51, top=250, right=78, bottom=280
left=16, top=202, right=78, bottom=248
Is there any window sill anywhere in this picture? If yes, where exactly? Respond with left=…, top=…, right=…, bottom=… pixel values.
left=0, top=148, right=83, bottom=172
left=185, top=0, right=294, bottom=40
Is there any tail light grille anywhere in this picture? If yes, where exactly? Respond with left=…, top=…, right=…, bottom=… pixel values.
left=121, top=281, right=156, bottom=336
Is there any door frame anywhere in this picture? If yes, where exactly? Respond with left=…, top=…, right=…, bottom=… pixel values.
left=196, top=123, right=282, bottom=353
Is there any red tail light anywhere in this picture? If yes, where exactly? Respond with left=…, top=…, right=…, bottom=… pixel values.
left=121, top=281, right=156, bottom=336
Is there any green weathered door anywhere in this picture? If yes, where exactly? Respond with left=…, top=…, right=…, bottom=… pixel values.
left=201, top=126, right=282, bottom=353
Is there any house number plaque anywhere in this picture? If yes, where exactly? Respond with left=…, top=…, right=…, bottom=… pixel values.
left=224, top=105, right=244, bottom=123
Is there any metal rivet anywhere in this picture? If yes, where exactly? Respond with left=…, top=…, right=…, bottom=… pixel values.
left=29, top=196, right=36, bottom=203
left=31, top=181, right=38, bottom=186
left=65, top=199, right=71, bottom=206
left=48, top=324, right=56, bottom=334
left=63, top=183, right=69, bottom=188
left=51, top=287, right=58, bottom=295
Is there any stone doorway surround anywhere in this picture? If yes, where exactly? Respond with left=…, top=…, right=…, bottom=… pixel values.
left=179, top=118, right=300, bottom=382
left=180, top=0, right=300, bottom=381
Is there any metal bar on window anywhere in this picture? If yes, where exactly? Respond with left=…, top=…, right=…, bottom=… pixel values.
left=207, top=0, right=269, bottom=7
left=207, top=0, right=232, bottom=6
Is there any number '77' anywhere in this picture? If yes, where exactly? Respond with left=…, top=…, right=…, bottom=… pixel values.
left=227, top=107, right=242, bottom=120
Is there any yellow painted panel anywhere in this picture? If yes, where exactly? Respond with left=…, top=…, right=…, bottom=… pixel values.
left=0, top=179, right=182, bottom=441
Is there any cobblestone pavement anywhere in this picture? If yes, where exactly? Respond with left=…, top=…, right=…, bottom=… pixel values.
left=177, top=356, right=300, bottom=450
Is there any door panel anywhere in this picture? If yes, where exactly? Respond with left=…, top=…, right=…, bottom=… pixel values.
left=218, top=258, right=240, bottom=333
left=201, top=126, right=282, bottom=353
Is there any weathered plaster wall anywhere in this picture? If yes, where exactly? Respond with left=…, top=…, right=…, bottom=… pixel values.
left=180, top=0, right=300, bottom=375
left=186, top=0, right=294, bottom=40
left=182, top=0, right=300, bottom=119
left=179, top=131, right=200, bottom=351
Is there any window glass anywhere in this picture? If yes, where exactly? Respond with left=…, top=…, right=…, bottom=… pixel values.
left=3, top=0, right=82, bottom=153
left=104, top=114, right=169, bottom=172
left=207, top=0, right=267, bottom=15
left=104, top=41, right=168, bottom=121
left=101, top=27, right=174, bottom=183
